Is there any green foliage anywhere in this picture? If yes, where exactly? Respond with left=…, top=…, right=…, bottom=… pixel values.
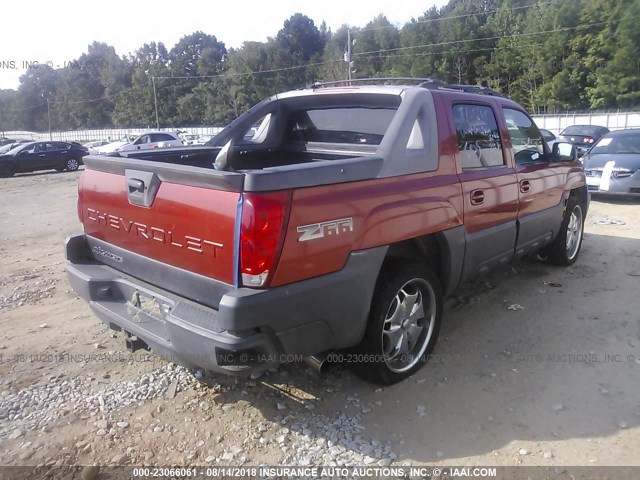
left=2, top=3, right=640, bottom=131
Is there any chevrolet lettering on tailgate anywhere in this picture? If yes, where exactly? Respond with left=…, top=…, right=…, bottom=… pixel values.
left=86, top=208, right=224, bottom=257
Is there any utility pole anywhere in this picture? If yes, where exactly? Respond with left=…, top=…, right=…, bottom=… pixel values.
left=346, top=30, right=352, bottom=84
left=47, top=99, right=52, bottom=141
left=152, top=76, right=160, bottom=129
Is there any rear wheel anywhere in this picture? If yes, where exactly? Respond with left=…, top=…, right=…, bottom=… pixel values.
left=352, top=262, right=443, bottom=385
left=0, top=163, right=15, bottom=178
left=544, top=197, right=584, bottom=266
left=65, top=158, right=79, bottom=172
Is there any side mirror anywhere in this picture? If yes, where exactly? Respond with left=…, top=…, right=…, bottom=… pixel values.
left=552, top=142, right=577, bottom=162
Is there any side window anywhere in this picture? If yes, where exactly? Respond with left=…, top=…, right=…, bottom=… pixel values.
left=156, top=134, right=176, bottom=142
left=503, top=108, right=546, bottom=164
left=452, top=104, right=504, bottom=169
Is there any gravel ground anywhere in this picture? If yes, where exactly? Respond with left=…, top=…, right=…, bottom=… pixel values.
left=0, top=170, right=639, bottom=471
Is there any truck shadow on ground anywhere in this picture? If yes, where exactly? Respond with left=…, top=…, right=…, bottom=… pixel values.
left=206, top=232, right=639, bottom=464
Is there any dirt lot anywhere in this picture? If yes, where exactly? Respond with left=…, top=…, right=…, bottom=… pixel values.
left=0, top=169, right=639, bottom=471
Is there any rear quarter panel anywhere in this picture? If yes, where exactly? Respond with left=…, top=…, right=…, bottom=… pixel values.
left=271, top=98, right=464, bottom=287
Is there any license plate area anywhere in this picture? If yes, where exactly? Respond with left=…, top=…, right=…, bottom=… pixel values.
left=127, top=290, right=169, bottom=323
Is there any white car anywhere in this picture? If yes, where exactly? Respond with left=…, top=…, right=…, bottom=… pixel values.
left=96, top=140, right=131, bottom=154
left=179, top=133, right=200, bottom=145
left=83, top=141, right=110, bottom=155
left=193, top=134, right=214, bottom=145
left=116, top=131, right=183, bottom=153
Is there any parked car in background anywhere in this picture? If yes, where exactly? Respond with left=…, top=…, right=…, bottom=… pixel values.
left=116, top=131, right=183, bottom=153
left=0, top=140, right=30, bottom=154
left=179, top=133, right=200, bottom=145
left=540, top=128, right=558, bottom=150
left=558, top=125, right=610, bottom=157
left=0, top=141, right=88, bottom=177
left=583, top=129, right=640, bottom=196
left=193, top=134, right=215, bottom=145
left=83, top=140, right=110, bottom=154
left=0, top=137, right=14, bottom=146
left=96, top=139, right=131, bottom=155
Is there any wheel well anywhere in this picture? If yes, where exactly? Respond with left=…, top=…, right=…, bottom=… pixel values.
left=383, top=235, right=443, bottom=279
left=569, top=185, right=589, bottom=211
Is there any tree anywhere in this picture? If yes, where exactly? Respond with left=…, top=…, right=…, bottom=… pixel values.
left=269, top=14, right=326, bottom=91
left=15, top=65, right=58, bottom=131
left=351, top=15, right=400, bottom=78
left=2, top=0, right=640, bottom=131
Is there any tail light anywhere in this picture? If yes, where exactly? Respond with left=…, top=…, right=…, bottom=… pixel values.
left=583, top=136, right=595, bottom=144
left=239, top=192, right=291, bottom=288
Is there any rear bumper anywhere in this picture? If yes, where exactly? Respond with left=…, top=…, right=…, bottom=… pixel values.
left=65, top=234, right=386, bottom=375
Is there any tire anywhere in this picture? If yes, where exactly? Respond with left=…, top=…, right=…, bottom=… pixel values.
left=65, top=158, right=80, bottom=172
left=544, top=197, right=585, bottom=266
left=0, top=163, right=15, bottom=178
left=352, top=261, right=443, bottom=385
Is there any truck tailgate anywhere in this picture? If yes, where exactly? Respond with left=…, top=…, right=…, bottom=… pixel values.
left=78, top=156, right=242, bottom=294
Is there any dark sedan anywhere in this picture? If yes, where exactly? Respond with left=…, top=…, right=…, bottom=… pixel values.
left=0, top=141, right=88, bottom=177
left=583, top=129, right=640, bottom=196
left=558, top=125, right=610, bottom=157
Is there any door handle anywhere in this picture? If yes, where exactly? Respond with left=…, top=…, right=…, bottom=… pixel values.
left=38, top=154, right=46, bottom=157
left=520, top=180, right=531, bottom=193
left=128, top=178, right=145, bottom=194
left=470, top=189, right=485, bottom=205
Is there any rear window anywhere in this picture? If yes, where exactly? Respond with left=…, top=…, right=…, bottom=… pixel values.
left=561, top=125, right=602, bottom=136
left=287, top=107, right=396, bottom=145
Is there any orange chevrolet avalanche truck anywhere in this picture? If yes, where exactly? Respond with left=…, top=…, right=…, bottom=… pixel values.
left=66, top=79, right=588, bottom=385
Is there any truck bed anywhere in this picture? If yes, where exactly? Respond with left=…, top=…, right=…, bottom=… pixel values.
left=117, top=142, right=377, bottom=171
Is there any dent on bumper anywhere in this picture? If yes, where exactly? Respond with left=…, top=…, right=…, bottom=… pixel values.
left=65, top=234, right=386, bottom=375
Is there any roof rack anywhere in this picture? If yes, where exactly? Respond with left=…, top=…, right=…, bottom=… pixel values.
left=418, top=79, right=504, bottom=97
left=305, top=77, right=504, bottom=97
left=306, top=78, right=435, bottom=89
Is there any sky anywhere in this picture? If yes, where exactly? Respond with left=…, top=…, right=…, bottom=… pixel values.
left=0, top=0, right=449, bottom=91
